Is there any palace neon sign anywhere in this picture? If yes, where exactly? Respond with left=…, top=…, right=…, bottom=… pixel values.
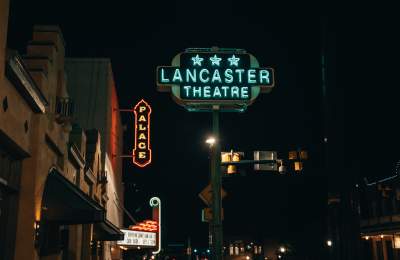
left=133, top=99, right=152, bottom=167
left=157, top=52, right=274, bottom=101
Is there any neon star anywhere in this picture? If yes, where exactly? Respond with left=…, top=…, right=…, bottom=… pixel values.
left=228, top=55, right=240, bottom=66
left=209, top=54, right=222, bottom=66
left=191, top=55, right=204, bottom=66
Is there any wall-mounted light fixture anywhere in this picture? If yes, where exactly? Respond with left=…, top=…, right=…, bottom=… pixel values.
left=34, top=220, right=41, bottom=248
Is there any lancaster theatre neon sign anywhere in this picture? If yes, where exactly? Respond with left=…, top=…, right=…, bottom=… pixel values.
left=133, top=99, right=152, bottom=167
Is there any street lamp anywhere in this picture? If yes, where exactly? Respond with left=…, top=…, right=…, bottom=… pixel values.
left=206, top=137, right=216, bottom=147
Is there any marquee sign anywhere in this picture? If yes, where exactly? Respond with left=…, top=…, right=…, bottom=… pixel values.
left=156, top=48, right=275, bottom=112
left=133, top=99, right=152, bottom=167
left=117, top=229, right=157, bottom=247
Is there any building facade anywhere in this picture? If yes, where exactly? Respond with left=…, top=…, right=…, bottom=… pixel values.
left=0, top=1, right=124, bottom=258
left=360, top=175, right=400, bottom=260
left=65, top=57, right=125, bottom=260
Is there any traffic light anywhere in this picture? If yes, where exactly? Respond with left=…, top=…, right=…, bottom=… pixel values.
left=221, top=150, right=244, bottom=176
left=288, top=148, right=308, bottom=173
left=253, top=151, right=278, bottom=171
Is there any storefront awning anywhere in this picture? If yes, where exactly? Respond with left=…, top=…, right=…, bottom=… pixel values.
left=93, top=219, right=124, bottom=241
left=41, top=168, right=104, bottom=224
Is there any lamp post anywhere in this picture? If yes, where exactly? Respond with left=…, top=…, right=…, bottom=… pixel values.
left=205, top=108, right=223, bottom=260
left=205, top=136, right=215, bottom=252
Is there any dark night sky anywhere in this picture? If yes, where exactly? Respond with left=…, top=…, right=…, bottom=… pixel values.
left=6, top=0, right=400, bottom=255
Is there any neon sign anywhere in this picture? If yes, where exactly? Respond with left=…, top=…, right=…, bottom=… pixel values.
left=156, top=49, right=275, bottom=111
left=133, top=99, right=152, bottom=167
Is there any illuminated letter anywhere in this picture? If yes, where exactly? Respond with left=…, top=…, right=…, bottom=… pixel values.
left=139, top=152, right=147, bottom=159
left=139, top=142, right=147, bottom=149
left=259, top=69, right=270, bottom=84
left=247, top=69, right=256, bottom=84
left=139, top=124, right=147, bottom=130
left=160, top=68, right=169, bottom=83
left=224, top=69, right=233, bottom=83
left=221, top=86, right=229, bottom=97
left=183, top=86, right=191, bottom=97
left=139, top=106, right=146, bottom=113
left=231, top=86, right=240, bottom=98
left=204, top=86, right=211, bottom=98
left=193, top=86, right=202, bottom=97
left=139, top=115, right=146, bottom=122
left=241, top=87, right=249, bottom=99
left=186, top=69, right=196, bottom=83
left=235, top=69, right=245, bottom=83
left=211, top=70, right=222, bottom=83
left=139, top=133, right=146, bottom=140
left=213, top=87, right=222, bottom=98
left=172, top=69, right=183, bottom=83
left=199, top=69, right=210, bottom=83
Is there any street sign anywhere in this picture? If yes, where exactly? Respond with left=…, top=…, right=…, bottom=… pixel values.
left=202, top=207, right=224, bottom=223
left=156, top=47, right=275, bottom=112
left=199, top=183, right=227, bottom=206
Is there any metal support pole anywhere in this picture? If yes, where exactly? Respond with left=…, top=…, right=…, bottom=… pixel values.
left=211, top=108, right=223, bottom=260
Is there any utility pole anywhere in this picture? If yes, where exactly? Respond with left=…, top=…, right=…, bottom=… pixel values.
left=211, top=107, right=223, bottom=260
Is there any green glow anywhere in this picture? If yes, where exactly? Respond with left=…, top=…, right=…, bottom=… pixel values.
left=193, top=86, right=202, bottom=97
left=241, top=87, right=249, bottom=98
left=231, top=86, right=239, bottom=98
left=160, top=68, right=169, bottom=83
left=186, top=69, right=196, bottom=82
left=180, top=85, right=251, bottom=100
left=172, top=69, right=183, bottom=82
left=199, top=69, right=210, bottom=83
left=211, top=69, right=222, bottom=83
left=191, top=54, right=204, bottom=66
left=259, top=69, right=270, bottom=84
left=224, top=69, right=233, bottom=83
left=183, top=86, right=190, bottom=96
left=204, top=86, right=211, bottom=98
left=235, top=69, right=245, bottom=83
left=158, top=67, right=273, bottom=86
left=213, top=87, right=222, bottom=98
left=209, top=54, right=222, bottom=66
left=247, top=69, right=256, bottom=84
left=228, top=55, right=240, bottom=66
left=221, top=86, right=229, bottom=96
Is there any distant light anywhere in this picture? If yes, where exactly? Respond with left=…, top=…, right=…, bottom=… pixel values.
left=327, top=240, right=333, bottom=247
left=278, top=255, right=282, bottom=259
left=365, top=236, right=370, bottom=240
left=151, top=256, right=155, bottom=260
left=206, top=137, right=216, bottom=146
left=194, top=249, right=198, bottom=253
left=246, top=256, right=250, bottom=260
left=279, top=246, right=286, bottom=253
left=324, top=137, right=328, bottom=143
left=206, top=249, right=210, bottom=253
left=381, top=235, right=384, bottom=239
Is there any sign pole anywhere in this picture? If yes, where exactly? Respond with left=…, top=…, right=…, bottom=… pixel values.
left=211, top=107, right=223, bottom=260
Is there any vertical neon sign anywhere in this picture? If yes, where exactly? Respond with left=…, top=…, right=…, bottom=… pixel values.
left=133, top=99, right=152, bottom=167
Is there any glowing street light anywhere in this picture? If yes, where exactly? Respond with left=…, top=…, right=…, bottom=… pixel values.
left=327, top=240, right=333, bottom=247
left=279, top=246, right=286, bottom=253
left=206, top=137, right=216, bottom=147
